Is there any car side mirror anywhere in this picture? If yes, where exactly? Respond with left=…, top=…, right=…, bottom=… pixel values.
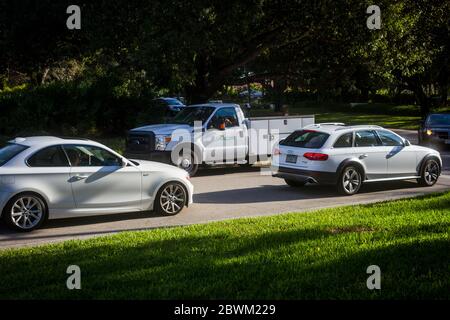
left=121, top=158, right=128, bottom=167
left=404, top=139, right=411, bottom=146
left=279, top=139, right=285, bottom=144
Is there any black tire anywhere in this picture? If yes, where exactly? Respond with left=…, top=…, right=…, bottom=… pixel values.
left=154, top=182, right=187, bottom=216
left=417, top=158, right=440, bottom=187
left=2, top=193, right=48, bottom=232
left=174, top=146, right=199, bottom=176
left=284, top=179, right=306, bottom=187
left=337, top=166, right=362, bottom=196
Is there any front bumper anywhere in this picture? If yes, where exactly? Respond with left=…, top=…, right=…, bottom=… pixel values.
left=186, top=181, right=194, bottom=206
left=272, top=166, right=338, bottom=185
left=421, top=130, right=450, bottom=145
left=124, top=151, right=173, bottom=164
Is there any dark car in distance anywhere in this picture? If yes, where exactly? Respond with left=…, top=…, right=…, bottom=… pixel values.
left=419, top=113, right=450, bottom=148
left=153, top=98, right=186, bottom=116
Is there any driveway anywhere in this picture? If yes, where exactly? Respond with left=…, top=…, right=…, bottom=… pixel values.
left=1, top=129, right=449, bottom=249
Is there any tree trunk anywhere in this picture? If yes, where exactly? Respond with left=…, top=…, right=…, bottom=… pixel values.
left=41, top=67, right=50, bottom=84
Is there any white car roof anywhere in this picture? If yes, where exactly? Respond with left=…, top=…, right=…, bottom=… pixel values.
left=9, top=136, right=98, bottom=148
left=187, top=103, right=239, bottom=109
left=303, top=124, right=384, bottom=134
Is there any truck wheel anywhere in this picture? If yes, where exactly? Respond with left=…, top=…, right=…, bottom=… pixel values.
left=284, top=179, right=306, bottom=187
left=176, top=149, right=199, bottom=176
left=417, top=159, right=440, bottom=186
left=337, top=166, right=362, bottom=195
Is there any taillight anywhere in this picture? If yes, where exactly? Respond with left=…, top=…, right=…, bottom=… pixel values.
left=273, top=148, right=282, bottom=155
left=303, top=152, right=328, bottom=161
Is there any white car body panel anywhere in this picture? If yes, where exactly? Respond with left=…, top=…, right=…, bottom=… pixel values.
left=272, top=125, right=442, bottom=185
left=0, top=137, right=193, bottom=220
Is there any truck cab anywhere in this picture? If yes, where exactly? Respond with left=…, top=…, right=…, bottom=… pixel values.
left=125, top=103, right=314, bottom=176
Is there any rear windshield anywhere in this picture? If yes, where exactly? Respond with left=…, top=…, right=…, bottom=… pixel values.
left=280, top=130, right=330, bottom=149
left=0, top=143, right=28, bottom=166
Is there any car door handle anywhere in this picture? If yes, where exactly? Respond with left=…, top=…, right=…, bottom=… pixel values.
left=73, top=174, right=89, bottom=180
left=359, top=154, right=368, bottom=159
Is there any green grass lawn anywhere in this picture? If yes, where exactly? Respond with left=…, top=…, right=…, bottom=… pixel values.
left=314, top=112, right=420, bottom=130
left=1, top=192, right=449, bottom=300
left=249, top=103, right=426, bottom=130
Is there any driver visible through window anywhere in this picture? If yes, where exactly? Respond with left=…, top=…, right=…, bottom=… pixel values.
left=63, top=145, right=122, bottom=167
left=209, top=107, right=239, bottom=129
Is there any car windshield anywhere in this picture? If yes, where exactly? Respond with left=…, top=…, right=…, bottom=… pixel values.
left=170, top=106, right=215, bottom=126
left=281, top=130, right=330, bottom=149
left=0, top=143, right=28, bottom=166
left=164, top=98, right=183, bottom=106
left=428, top=114, right=450, bottom=126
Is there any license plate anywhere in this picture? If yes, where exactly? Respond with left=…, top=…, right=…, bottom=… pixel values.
left=285, top=154, right=298, bottom=163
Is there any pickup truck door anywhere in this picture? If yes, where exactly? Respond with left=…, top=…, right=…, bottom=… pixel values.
left=203, top=107, right=246, bottom=163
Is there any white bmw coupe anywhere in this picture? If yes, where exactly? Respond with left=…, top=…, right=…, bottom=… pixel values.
left=0, top=136, right=194, bottom=231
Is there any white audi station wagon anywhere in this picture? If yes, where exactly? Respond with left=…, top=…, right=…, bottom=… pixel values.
left=272, top=124, right=442, bottom=195
left=0, top=137, right=194, bottom=231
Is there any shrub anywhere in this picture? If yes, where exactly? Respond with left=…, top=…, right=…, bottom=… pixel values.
left=0, top=76, right=161, bottom=138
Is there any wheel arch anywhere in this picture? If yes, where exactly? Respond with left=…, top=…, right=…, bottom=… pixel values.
left=151, top=178, right=191, bottom=207
left=170, top=142, right=204, bottom=164
left=417, top=154, right=442, bottom=175
left=1, top=190, right=49, bottom=219
left=336, top=159, right=367, bottom=181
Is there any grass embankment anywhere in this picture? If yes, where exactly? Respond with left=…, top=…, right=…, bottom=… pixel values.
left=0, top=192, right=449, bottom=299
left=250, top=103, right=427, bottom=130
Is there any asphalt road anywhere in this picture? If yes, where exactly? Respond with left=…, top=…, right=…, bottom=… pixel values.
left=1, top=130, right=449, bottom=249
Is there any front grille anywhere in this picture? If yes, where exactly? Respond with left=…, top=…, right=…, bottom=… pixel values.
left=125, top=131, right=155, bottom=153
left=436, top=131, right=449, bottom=140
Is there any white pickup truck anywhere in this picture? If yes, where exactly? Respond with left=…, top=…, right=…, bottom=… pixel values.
left=125, top=103, right=314, bottom=175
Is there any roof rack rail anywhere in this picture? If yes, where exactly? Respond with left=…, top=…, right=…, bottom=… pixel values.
left=335, top=125, right=383, bottom=131
left=304, top=123, right=345, bottom=128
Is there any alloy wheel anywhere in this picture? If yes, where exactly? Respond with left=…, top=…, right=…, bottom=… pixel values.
left=424, top=160, right=439, bottom=185
left=343, top=168, right=361, bottom=194
left=11, top=196, right=44, bottom=230
left=159, top=183, right=186, bottom=215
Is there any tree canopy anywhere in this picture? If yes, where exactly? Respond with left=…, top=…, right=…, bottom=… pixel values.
left=0, top=0, right=448, bottom=112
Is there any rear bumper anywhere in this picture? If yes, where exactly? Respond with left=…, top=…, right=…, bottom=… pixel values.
left=272, top=166, right=338, bottom=185
left=124, top=151, right=172, bottom=164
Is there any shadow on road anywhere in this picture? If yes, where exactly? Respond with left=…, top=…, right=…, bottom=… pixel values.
left=0, top=210, right=162, bottom=238
left=195, top=165, right=263, bottom=177
left=194, top=180, right=421, bottom=204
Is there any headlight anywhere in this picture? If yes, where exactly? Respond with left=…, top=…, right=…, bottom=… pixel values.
left=155, top=135, right=172, bottom=150
left=426, top=129, right=433, bottom=136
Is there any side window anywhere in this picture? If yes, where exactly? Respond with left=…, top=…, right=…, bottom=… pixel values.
left=208, top=107, right=239, bottom=129
left=28, top=146, right=69, bottom=167
left=333, top=132, right=353, bottom=148
left=354, top=130, right=381, bottom=147
left=377, top=130, right=404, bottom=146
left=63, top=145, right=122, bottom=167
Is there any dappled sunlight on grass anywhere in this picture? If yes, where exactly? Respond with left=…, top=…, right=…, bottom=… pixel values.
left=0, top=192, right=449, bottom=299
